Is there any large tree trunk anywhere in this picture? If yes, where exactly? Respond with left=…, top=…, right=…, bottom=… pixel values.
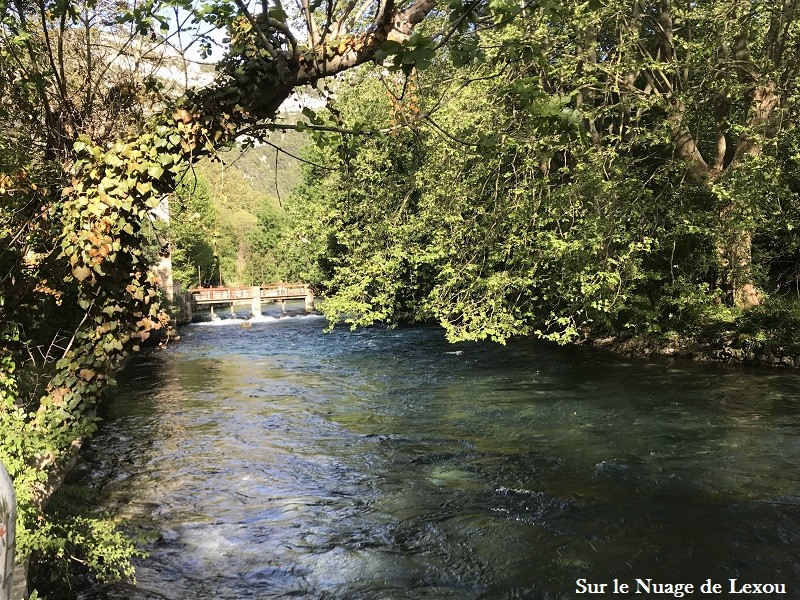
left=666, top=103, right=762, bottom=307
left=651, top=1, right=793, bottom=308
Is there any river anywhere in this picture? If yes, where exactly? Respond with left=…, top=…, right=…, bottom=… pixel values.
left=71, top=308, right=800, bottom=599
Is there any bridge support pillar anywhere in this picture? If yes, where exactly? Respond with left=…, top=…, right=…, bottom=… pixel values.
left=251, top=287, right=262, bottom=317
left=304, top=286, right=315, bottom=313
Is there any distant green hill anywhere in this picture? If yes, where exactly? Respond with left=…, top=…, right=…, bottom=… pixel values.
left=214, top=126, right=308, bottom=204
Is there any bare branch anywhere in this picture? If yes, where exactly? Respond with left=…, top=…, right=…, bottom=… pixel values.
left=330, top=0, right=359, bottom=38
left=432, top=0, right=482, bottom=50
left=37, top=0, right=66, bottom=101
left=265, top=16, right=297, bottom=56
left=388, top=0, right=436, bottom=40
left=297, top=0, right=437, bottom=83
left=349, top=0, right=376, bottom=29
left=299, top=0, right=321, bottom=46
left=422, top=113, right=481, bottom=147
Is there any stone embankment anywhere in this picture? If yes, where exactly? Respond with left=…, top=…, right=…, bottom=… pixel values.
left=706, top=344, right=800, bottom=367
left=587, top=335, right=800, bottom=368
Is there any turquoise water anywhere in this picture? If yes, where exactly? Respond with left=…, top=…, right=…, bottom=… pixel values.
left=75, top=312, right=800, bottom=599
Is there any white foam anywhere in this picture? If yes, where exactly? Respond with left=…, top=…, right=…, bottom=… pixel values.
left=248, top=314, right=281, bottom=323
left=188, top=313, right=326, bottom=327
left=190, top=318, right=248, bottom=327
left=285, top=313, right=327, bottom=321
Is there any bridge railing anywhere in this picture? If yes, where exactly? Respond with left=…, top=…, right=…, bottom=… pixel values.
left=188, top=284, right=312, bottom=303
left=259, top=282, right=308, bottom=290
left=259, top=286, right=308, bottom=298
left=188, top=287, right=255, bottom=302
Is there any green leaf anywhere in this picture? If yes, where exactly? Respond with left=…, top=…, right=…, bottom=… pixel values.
left=379, top=40, right=403, bottom=53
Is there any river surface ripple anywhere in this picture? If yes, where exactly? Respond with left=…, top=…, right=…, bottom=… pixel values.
left=76, top=313, right=800, bottom=599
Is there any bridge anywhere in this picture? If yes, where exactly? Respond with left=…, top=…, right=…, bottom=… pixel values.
left=188, top=283, right=315, bottom=317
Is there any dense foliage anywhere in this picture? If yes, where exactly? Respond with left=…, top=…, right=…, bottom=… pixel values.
left=291, top=0, right=800, bottom=344
left=0, top=0, right=177, bottom=585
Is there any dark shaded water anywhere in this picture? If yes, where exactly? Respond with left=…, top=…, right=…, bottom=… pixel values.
left=76, top=311, right=800, bottom=599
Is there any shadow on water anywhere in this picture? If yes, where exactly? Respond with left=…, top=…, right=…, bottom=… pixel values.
left=40, top=313, right=800, bottom=600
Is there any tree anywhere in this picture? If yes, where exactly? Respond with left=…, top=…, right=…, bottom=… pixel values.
left=0, top=0, right=192, bottom=586
left=169, top=157, right=291, bottom=289
left=289, top=0, right=800, bottom=343
left=170, top=170, right=217, bottom=288
left=532, top=0, right=800, bottom=306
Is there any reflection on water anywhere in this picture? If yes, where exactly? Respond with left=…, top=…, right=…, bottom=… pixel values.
left=76, top=310, right=800, bottom=599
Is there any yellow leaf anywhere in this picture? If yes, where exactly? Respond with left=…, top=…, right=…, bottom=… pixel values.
left=73, top=265, right=91, bottom=282
left=136, top=181, right=152, bottom=195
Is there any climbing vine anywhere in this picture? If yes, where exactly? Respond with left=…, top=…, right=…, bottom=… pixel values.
left=0, top=53, right=260, bottom=592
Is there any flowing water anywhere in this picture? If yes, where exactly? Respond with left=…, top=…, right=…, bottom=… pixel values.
left=74, top=309, right=800, bottom=599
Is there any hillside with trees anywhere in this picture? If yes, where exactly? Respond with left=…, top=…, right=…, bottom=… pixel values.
left=169, top=132, right=306, bottom=291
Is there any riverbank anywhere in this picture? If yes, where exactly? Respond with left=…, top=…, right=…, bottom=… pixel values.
left=584, top=332, right=800, bottom=368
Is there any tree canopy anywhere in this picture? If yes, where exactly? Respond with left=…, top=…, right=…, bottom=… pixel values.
left=290, top=0, right=800, bottom=343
